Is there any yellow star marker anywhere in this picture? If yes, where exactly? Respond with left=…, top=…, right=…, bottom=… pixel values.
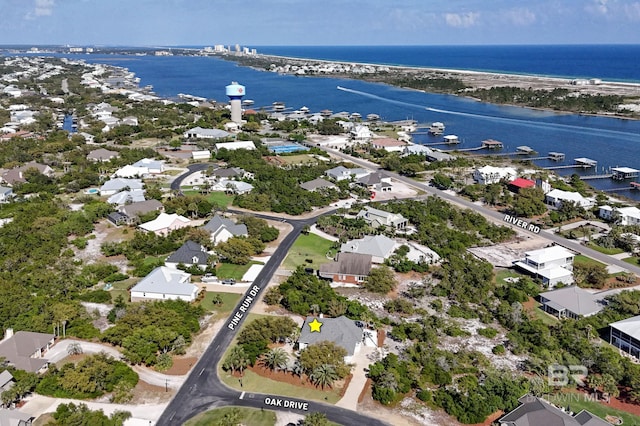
left=308, top=318, right=323, bottom=333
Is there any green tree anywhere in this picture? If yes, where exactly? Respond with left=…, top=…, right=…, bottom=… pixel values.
left=223, top=346, right=250, bottom=376
left=365, top=265, right=397, bottom=294
left=512, top=187, right=546, bottom=217
left=302, top=412, right=330, bottom=426
left=309, top=364, right=339, bottom=389
left=259, top=348, right=289, bottom=373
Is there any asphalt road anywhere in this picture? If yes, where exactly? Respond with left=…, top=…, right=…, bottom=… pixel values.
left=325, top=148, right=640, bottom=276
left=169, top=163, right=212, bottom=191
left=156, top=211, right=389, bottom=426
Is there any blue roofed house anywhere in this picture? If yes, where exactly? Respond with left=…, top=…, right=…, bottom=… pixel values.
left=130, top=266, right=200, bottom=302
left=166, top=240, right=210, bottom=270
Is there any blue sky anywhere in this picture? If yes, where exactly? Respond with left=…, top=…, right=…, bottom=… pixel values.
left=1, top=0, right=639, bottom=46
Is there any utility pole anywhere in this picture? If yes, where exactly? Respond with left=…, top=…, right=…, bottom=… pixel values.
left=165, top=378, right=168, bottom=392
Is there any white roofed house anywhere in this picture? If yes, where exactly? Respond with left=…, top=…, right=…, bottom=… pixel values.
left=599, top=205, right=640, bottom=226
left=610, top=315, right=640, bottom=360
left=107, top=189, right=146, bottom=206
left=132, top=158, right=165, bottom=174
left=325, top=166, right=370, bottom=182
left=99, top=178, right=143, bottom=196
left=215, top=141, right=256, bottom=151
left=514, top=245, right=575, bottom=287
left=130, top=266, right=200, bottom=302
left=350, top=124, right=373, bottom=142
left=370, top=137, right=408, bottom=153
left=473, top=165, right=517, bottom=185
left=139, top=212, right=191, bottom=236
left=544, top=189, right=595, bottom=209
left=184, top=127, right=231, bottom=140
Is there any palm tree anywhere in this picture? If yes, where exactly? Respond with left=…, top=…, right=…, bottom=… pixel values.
left=290, top=359, right=304, bottom=382
left=259, top=348, right=289, bottom=373
left=310, top=364, right=339, bottom=389
left=223, top=346, right=249, bottom=376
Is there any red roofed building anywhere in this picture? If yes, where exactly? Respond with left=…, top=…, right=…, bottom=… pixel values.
left=508, top=177, right=536, bottom=193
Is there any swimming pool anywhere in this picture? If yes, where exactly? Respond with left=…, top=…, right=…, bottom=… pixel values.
left=85, top=188, right=99, bottom=194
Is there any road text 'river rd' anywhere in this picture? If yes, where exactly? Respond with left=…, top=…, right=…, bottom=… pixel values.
left=503, top=214, right=541, bottom=234
left=227, top=285, right=261, bottom=330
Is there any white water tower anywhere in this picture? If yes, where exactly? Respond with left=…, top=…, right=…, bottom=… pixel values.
left=225, top=81, right=245, bottom=124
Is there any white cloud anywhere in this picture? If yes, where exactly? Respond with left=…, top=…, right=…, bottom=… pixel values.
left=444, top=12, right=480, bottom=28
left=585, top=0, right=610, bottom=15
left=503, top=7, right=536, bottom=25
left=25, top=0, right=55, bottom=20
left=624, top=2, right=640, bottom=20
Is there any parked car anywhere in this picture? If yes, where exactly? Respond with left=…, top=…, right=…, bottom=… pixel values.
left=201, top=274, right=218, bottom=283
left=221, top=279, right=236, bottom=285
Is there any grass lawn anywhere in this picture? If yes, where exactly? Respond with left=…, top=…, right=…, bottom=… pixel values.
left=185, top=407, right=277, bottom=426
left=547, top=391, right=640, bottom=425
left=198, top=291, right=241, bottom=315
left=108, top=278, right=137, bottom=303
left=587, top=243, right=625, bottom=255
left=277, top=154, right=317, bottom=165
left=574, top=255, right=607, bottom=268
left=282, top=233, right=334, bottom=270
left=217, top=260, right=264, bottom=281
left=182, top=190, right=235, bottom=207
left=494, top=269, right=526, bottom=285
left=623, top=256, right=640, bottom=266
left=218, top=314, right=344, bottom=404
left=531, top=307, right=560, bottom=326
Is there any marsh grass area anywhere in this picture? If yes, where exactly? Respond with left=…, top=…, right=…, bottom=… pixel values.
left=282, top=233, right=334, bottom=270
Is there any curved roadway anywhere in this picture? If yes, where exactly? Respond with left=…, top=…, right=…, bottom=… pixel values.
left=158, top=151, right=639, bottom=425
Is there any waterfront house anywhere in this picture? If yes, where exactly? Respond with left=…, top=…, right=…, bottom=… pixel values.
left=350, top=124, right=373, bottom=142
left=545, top=189, right=595, bottom=209
left=0, top=329, right=55, bottom=374
left=356, top=206, right=407, bottom=230
left=297, top=316, right=364, bottom=363
left=139, top=212, right=191, bottom=236
left=538, top=286, right=603, bottom=319
left=514, top=245, right=575, bottom=287
left=202, top=214, right=248, bottom=245
left=370, top=138, right=407, bottom=153
left=130, top=266, right=199, bottom=303
left=599, top=205, right=640, bottom=226
left=507, top=177, right=536, bottom=194
left=473, top=165, right=517, bottom=185
left=340, top=235, right=397, bottom=264
left=166, top=240, right=210, bottom=270
left=318, top=252, right=372, bottom=285
left=499, top=395, right=609, bottom=426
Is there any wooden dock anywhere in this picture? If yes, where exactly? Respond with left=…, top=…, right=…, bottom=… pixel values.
left=579, top=174, right=614, bottom=180
left=544, top=165, right=598, bottom=171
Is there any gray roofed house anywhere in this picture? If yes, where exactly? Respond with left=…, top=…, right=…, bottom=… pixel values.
left=0, top=329, right=55, bottom=373
left=202, top=214, right=248, bottom=245
left=107, top=211, right=129, bottom=226
left=499, top=395, right=609, bottom=426
left=120, top=199, right=164, bottom=221
left=211, top=167, right=245, bottom=179
left=298, top=316, right=364, bottom=362
left=107, top=189, right=146, bottom=206
left=300, top=178, right=337, bottom=192
left=130, top=266, right=199, bottom=302
left=1, top=162, right=54, bottom=186
left=356, top=206, right=407, bottom=229
left=166, top=240, right=210, bottom=270
left=0, top=370, right=14, bottom=392
left=86, top=148, right=119, bottom=162
left=0, top=408, right=34, bottom=426
left=340, top=235, right=397, bottom=264
left=539, top=286, right=604, bottom=319
left=356, top=172, right=392, bottom=193
left=319, top=252, right=372, bottom=285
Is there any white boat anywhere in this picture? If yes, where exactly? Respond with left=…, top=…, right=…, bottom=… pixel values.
left=428, top=122, right=445, bottom=135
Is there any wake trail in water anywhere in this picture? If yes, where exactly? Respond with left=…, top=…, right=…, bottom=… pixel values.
left=336, top=86, right=640, bottom=142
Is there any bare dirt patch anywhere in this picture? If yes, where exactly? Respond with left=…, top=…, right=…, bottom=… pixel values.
left=130, top=380, right=174, bottom=404
left=164, top=356, right=197, bottom=375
